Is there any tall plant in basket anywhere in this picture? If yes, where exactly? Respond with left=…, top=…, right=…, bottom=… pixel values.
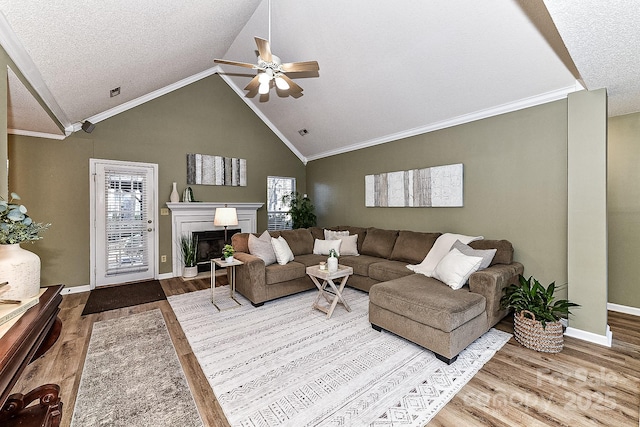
left=500, top=275, right=579, bottom=353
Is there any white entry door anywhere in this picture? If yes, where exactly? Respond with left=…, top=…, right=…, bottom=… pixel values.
left=90, top=159, right=158, bottom=287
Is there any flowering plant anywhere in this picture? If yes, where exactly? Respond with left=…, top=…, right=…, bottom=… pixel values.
left=0, top=193, right=50, bottom=244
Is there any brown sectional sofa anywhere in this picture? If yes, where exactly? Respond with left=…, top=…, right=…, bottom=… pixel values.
left=231, top=226, right=523, bottom=363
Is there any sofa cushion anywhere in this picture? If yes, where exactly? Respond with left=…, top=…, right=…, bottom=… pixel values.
left=337, top=226, right=368, bottom=252
left=369, top=275, right=486, bottom=333
left=279, top=229, right=314, bottom=255
left=469, top=240, right=513, bottom=265
left=452, top=240, right=496, bottom=270
left=361, top=228, right=398, bottom=258
left=339, top=255, right=385, bottom=276
left=324, top=229, right=349, bottom=240
left=338, top=234, right=359, bottom=256
left=308, top=227, right=325, bottom=241
left=293, top=253, right=327, bottom=267
left=248, top=230, right=277, bottom=266
left=368, top=260, right=415, bottom=282
left=231, top=232, right=252, bottom=253
left=313, top=238, right=342, bottom=255
left=389, top=230, right=441, bottom=264
left=265, top=261, right=306, bottom=285
left=432, top=248, right=483, bottom=290
left=406, top=233, right=483, bottom=277
left=271, top=236, right=295, bottom=265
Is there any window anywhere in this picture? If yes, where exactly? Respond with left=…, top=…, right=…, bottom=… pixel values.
left=267, top=176, right=296, bottom=230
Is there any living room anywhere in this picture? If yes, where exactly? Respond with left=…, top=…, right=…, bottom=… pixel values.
left=1, top=1, right=640, bottom=426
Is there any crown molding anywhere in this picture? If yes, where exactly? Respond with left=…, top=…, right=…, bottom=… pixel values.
left=7, top=128, right=66, bottom=140
left=216, top=72, right=308, bottom=165
left=306, top=83, right=582, bottom=162
left=0, top=12, right=71, bottom=133
left=72, top=66, right=222, bottom=132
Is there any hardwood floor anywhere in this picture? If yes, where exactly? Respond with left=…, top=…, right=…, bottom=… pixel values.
left=10, top=279, right=640, bottom=427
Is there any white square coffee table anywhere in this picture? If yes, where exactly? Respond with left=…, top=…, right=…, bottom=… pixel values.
left=306, top=264, right=353, bottom=318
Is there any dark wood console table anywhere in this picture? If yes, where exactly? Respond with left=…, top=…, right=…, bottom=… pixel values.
left=0, top=285, right=64, bottom=427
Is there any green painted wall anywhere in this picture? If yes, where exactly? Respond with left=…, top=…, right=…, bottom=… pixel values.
left=608, top=111, right=640, bottom=308
left=8, top=74, right=306, bottom=288
left=307, top=100, right=569, bottom=292
left=567, top=89, right=608, bottom=335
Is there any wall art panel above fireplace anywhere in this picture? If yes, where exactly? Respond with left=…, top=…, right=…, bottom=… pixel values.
left=365, top=163, right=463, bottom=207
left=187, top=153, right=247, bottom=186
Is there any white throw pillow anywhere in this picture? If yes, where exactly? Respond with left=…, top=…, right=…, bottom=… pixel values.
left=406, top=233, right=483, bottom=277
left=248, top=230, right=277, bottom=266
left=313, top=239, right=342, bottom=256
left=432, top=248, right=483, bottom=290
left=451, top=240, right=496, bottom=270
left=338, top=234, right=359, bottom=256
left=324, top=229, right=349, bottom=240
left=271, top=236, right=295, bottom=265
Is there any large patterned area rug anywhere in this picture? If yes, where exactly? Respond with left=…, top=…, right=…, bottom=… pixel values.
left=169, top=288, right=511, bottom=427
left=71, top=309, right=203, bottom=427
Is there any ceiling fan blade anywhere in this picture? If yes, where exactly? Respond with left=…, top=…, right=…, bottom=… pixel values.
left=255, top=37, right=273, bottom=62
left=214, top=59, right=257, bottom=69
left=281, top=61, right=320, bottom=73
left=244, top=75, right=260, bottom=91
left=279, top=74, right=303, bottom=94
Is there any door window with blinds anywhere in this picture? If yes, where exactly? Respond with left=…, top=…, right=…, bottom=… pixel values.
left=104, top=170, right=148, bottom=275
left=91, top=159, right=157, bottom=287
left=267, top=176, right=296, bottom=230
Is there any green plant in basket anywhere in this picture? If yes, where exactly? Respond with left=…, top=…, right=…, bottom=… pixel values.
left=0, top=193, right=50, bottom=244
left=500, top=275, right=579, bottom=328
left=222, top=244, right=235, bottom=259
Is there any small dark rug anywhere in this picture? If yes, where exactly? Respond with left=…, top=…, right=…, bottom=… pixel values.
left=82, top=280, right=167, bottom=316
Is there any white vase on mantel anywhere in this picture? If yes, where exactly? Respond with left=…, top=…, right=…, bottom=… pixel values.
left=0, top=243, right=41, bottom=300
left=170, top=182, right=179, bottom=203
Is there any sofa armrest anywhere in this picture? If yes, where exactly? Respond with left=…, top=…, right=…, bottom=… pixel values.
left=233, top=252, right=267, bottom=305
left=468, top=262, right=524, bottom=327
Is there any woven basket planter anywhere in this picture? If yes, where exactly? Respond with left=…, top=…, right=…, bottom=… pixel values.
left=513, top=310, right=564, bottom=353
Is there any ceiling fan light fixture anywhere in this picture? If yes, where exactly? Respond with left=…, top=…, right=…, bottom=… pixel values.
left=275, top=76, right=290, bottom=90
left=258, top=72, right=271, bottom=84
left=259, top=82, right=270, bottom=95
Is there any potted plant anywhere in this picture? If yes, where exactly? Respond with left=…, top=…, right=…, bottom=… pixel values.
left=0, top=193, right=50, bottom=299
left=282, top=192, right=317, bottom=229
left=180, top=234, right=198, bottom=278
left=500, top=275, right=579, bottom=353
left=222, top=244, right=235, bottom=263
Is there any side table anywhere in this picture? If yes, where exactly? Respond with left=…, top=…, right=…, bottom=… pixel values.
left=306, top=264, right=353, bottom=318
left=211, top=258, right=244, bottom=311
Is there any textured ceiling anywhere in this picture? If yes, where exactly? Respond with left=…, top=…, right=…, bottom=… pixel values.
left=1, top=1, right=636, bottom=161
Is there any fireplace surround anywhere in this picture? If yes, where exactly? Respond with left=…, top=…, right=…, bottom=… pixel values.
left=167, top=202, right=262, bottom=277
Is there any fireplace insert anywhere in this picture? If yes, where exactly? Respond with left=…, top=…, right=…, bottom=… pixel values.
left=192, top=228, right=241, bottom=272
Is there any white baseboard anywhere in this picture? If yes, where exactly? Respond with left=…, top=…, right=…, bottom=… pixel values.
left=607, top=302, right=640, bottom=317
left=158, top=272, right=175, bottom=280
left=564, top=324, right=612, bottom=347
left=61, top=285, right=91, bottom=295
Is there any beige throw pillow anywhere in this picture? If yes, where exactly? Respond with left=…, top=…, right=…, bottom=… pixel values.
left=324, top=229, right=349, bottom=240
left=432, top=248, right=483, bottom=290
left=338, top=234, right=359, bottom=256
left=248, top=230, right=277, bottom=266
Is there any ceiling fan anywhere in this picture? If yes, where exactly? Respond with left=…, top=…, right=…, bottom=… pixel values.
left=215, top=36, right=319, bottom=96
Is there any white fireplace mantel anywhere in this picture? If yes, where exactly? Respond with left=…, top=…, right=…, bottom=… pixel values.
left=167, top=202, right=263, bottom=277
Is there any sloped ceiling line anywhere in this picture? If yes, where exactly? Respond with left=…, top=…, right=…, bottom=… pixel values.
left=0, top=11, right=72, bottom=135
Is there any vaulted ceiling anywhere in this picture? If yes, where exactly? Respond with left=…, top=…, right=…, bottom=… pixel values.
left=1, top=1, right=638, bottom=163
